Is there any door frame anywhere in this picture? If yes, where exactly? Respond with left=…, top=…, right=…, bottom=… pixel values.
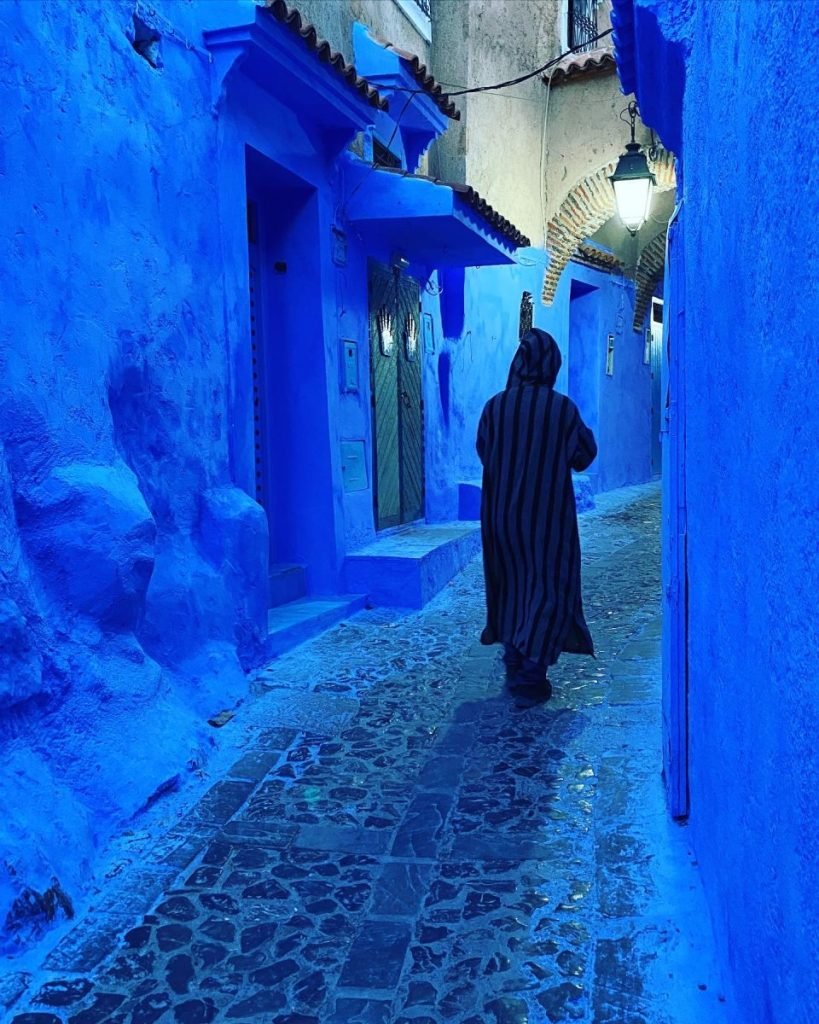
left=662, top=199, right=690, bottom=819
left=650, top=297, right=664, bottom=478
left=242, top=144, right=340, bottom=595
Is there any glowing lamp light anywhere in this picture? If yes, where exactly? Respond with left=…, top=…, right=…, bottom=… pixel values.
left=610, top=102, right=656, bottom=235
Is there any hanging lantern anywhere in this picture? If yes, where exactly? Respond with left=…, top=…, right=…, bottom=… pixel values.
left=610, top=101, right=656, bottom=235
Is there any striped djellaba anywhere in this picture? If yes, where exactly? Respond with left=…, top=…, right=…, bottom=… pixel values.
left=477, top=328, right=598, bottom=668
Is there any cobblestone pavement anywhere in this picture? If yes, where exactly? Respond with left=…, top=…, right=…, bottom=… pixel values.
left=7, top=483, right=729, bottom=1024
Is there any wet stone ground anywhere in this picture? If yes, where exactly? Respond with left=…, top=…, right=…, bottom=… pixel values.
left=8, top=483, right=727, bottom=1024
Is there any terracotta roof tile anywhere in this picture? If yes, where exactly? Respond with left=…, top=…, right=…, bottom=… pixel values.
left=546, top=48, right=616, bottom=86
left=383, top=43, right=461, bottom=120
left=573, top=241, right=624, bottom=273
left=375, top=167, right=529, bottom=248
left=264, top=0, right=389, bottom=110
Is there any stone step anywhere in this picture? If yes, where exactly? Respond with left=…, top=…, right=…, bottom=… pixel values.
left=268, top=563, right=307, bottom=608
left=264, top=596, right=367, bottom=660
left=344, top=522, right=482, bottom=609
left=458, top=480, right=482, bottom=521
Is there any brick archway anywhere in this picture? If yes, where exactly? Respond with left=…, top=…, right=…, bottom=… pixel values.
left=542, top=148, right=676, bottom=305
left=633, top=231, right=667, bottom=330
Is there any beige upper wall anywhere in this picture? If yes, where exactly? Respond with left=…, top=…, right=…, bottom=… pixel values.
left=544, top=70, right=628, bottom=224
left=431, top=0, right=559, bottom=247
left=543, top=0, right=674, bottom=264
left=288, top=0, right=431, bottom=67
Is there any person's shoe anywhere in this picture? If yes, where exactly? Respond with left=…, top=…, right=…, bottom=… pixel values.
left=504, top=664, right=523, bottom=684
left=508, top=677, right=553, bottom=702
left=502, top=653, right=523, bottom=678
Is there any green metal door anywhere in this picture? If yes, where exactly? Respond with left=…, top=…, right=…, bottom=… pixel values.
left=368, top=262, right=425, bottom=530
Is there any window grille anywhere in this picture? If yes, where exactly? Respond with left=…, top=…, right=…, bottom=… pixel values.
left=393, top=0, right=432, bottom=43
left=568, top=0, right=598, bottom=52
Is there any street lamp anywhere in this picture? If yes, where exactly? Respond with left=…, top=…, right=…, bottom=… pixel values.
left=610, top=101, right=656, bottom=235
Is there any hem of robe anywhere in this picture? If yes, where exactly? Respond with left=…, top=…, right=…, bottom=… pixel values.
left=480, top=620, right=595, bottom=660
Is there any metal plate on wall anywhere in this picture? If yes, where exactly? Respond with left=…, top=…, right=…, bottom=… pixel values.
left=341, top=440, right=368, bottom=492
left=422, top=312, right=435, bottom=354
left=606, top=333, right=615, bottom=376
left=342, top=340, right=359, bottom=392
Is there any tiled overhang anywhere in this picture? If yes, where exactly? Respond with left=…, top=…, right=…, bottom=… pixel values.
left=203, top=2, right=388, bottom=149
left=352, top=25, right=456, bottom=171
left=546, top=49, right=617, bottom=86
left=264, top=0, right=388, bottom=110
left=610, top=0, right=686, bottom=156
left=344, top=161, right=529, bottom=267
left=381, top=43, right=460, bottom=120
left=572, top=241, right=624, bottom=273
left=610, top=0, right=638, bottom=95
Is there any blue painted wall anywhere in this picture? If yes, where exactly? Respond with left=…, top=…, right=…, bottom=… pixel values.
left=428, top=253, right=652, bottom=519
left=0, top=0, right=274, bottom=948
left=0, top=0, right=511, bottom=944
left=0, top=0, right=656, bottom=951
left=622, top=1, right=819, bottom=1019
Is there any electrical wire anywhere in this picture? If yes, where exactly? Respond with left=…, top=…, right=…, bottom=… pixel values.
left=387, top=28, right=613, bottom=100
left=449, top=28, right=613, bottom=97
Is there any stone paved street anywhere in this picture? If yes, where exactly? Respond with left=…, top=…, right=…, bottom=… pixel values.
left=7, top=484, right=728, bottom=1024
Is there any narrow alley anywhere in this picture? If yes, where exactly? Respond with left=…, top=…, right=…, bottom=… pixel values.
left=9, top=485, right=726, bottom=1024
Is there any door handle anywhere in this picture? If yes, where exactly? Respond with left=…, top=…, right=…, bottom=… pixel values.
left=400, top=389, right=411, bottom=407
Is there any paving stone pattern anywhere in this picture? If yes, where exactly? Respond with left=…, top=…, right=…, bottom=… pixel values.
left=8, top=484, right=723, bottom=1024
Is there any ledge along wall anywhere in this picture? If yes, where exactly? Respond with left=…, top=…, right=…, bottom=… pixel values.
left=623, top=1, right=819, bottom=1019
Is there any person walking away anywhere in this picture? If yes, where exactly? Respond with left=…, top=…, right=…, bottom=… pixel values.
left=477, top=328, right=597, bottom=700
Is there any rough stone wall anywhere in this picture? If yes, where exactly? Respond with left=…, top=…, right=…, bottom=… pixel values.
left=630, top=1, right=819, bottom=1019
left=0, top=0, right=267, bottom=947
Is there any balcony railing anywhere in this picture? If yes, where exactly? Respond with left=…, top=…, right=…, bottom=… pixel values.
left=568, top=0, right=598, bottom=52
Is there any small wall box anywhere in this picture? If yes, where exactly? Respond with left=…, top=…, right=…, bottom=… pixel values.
left=341, top=440, right=368, bottom=492
left=341, top=340, right=359, bottom=392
